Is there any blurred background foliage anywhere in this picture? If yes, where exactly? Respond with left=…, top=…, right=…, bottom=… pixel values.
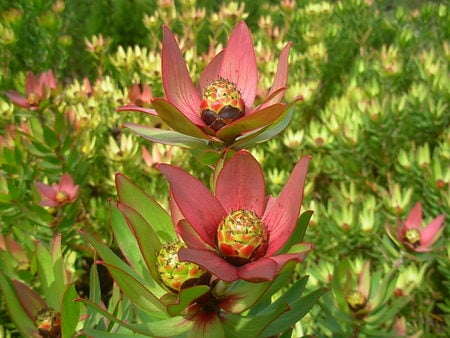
left=0, top=0, right=449, bottom=336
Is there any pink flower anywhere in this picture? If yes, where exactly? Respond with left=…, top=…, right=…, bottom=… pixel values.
left=128, top=83, right=152, bottom=107
left=5, top=70, right=56, bottom=110
left=158, top=151, right=313, bottom=282
left=35, top=173, right=79, bottom=207
left=397, top=202, right=445, bottom=252
left=120, top=21, right=299, bottom=149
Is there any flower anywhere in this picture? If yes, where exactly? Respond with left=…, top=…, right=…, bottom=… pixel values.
left=158, top=151, right=312, bottom=282
left=119, top=21, right=300, bottom=149
left=35, top=173, right=79, bottom=207
left=128, top=83, right=152, bottom=107
left=396, top=202, right=445, bottom=252
left=5, top=70, right=56, bottom=110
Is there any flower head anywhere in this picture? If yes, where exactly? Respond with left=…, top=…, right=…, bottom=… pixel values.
left=119, top=21, right=299, bottom=149
left=396, top=202, right=445, bottom=252
left=5, top=70, right=56, bottom=110
left=36, top=173, right=79, bottom=208
left=158, top=151, right=312, bottom=282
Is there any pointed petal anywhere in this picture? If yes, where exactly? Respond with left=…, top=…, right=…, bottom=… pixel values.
left=199, top=50, right=224, bottom=92
left=59, top=173, right=79, bottom=197
left=405, top=202, right=422, bottom=229
left=35, top=183, right=57, bottom=200
left=176, top=220, right=213, bottom=250
left=215, top=151, right=265, bottom=216
left=152, top=98, right=210, bottom=139
left=237, top=257, right=278, bottom=281
left=158, top=164, right=227, bottom=247
left=420, top=214, right=445, bottom=247
left=358, top=261, right=371, bottom=299
left=264, top=156, right=311, bottom=256
left=178, top=248, right=238, bottom=282
left=5, top=91, right=30, bottom=108
left=216, top=103, right=285, bottom=142
left=117, top=104, right=158, bottom=116
left=259, top=42, right=291, bottom=109
left=25, top=72, right=38, bottom=95
left=219, top=22, right=258, bottom=109
left=269, top=248, right=311, bottom=275
left=161, top=26, right=202, bottom=123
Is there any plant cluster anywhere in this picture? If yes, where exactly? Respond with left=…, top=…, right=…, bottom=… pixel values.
left=0, top=0, right=448, bottom=337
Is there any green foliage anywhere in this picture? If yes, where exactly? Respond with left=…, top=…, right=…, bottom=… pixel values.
left=0, top=0, right=448, bottom=336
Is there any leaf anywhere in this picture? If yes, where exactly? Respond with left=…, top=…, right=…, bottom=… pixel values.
left=35, top=239, right=64, bottom=310
left=261, top=287, right=327, bottom=337
left=125, top=123, right=214, bottom=149
left=78, top=298, right=191, bottom=337
left=216, top=103, right=285, bottom=142
left=220, top=280, right=272, bottom=314
left=61, top=284, right=81, bottom=338
left=0, top=273, right=37, bottom=337
left=166, top=285, right=211, bottom=316
left=12, top=280, right=46, bottom=322
left=115, top=174, right=175, bottom=243
left=188, top=312, right=225, bottom=338
left=43, top=126, right=59, bottom=149
left=102, top=262, right=167, bottom=314
left=151, top=98, right=212, bottom=140
left=234, top=104, right=296, bottom=149
left=81, top=230, right=166, bottom=312
left=109, top=201, right=150, bottom=278
left=116, top=202, right=164, bottom=290
left=223, top=302, right=289, bottom=338
left=277, top=210, right=313, bottom=254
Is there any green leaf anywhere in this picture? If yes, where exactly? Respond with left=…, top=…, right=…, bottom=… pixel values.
left=188, top=312, right=225, bottom=338
left=277, top=210, right=313, bottom=254
left=166, top=285, right=211, bottom=316
left=102, top=262, right=167, bottom=314
left=115, top=173, right=175, bottom=243
left=109, top=201, right=150, bottom=278
left=78, top=298, right=191, bottom=337
left=217, top=103, right=285, bottom=142
left=81, top=230, right=166, bottom=314
left=234, top=104, right=295, bottom=149
left=125, top=123, right=213, bottom=149
left=43, top=126, right=59, bottom=149
left=116, top=202, right=164, bottom=290
left=36, top=239, right=64, bottom=310
left=221, top=280, right=272, bottom=314
left=223, top=302, right=289, bottom=338
left=261, top=287, right=327, bottom=337
left=151, top=98, right=212, bottom=140
left=61, top=284, right=81, bottom=338
left=0, top=273, right=36, bottom=337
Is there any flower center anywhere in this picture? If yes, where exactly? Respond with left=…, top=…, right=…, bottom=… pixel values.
left=35, top=308, right=61, bottom=338
left=156, top=241, right=210, bottom=293
left=403, top=228, right=421, bottom=248
left=55, top=191, right=69, bottom=203
left=28, top=93, right=40, bottom=107
left=200, top=78, right=245, bottom=131
left=216, top=209, right=268, bottom=266
left=346, top=290, right=367, bottom=312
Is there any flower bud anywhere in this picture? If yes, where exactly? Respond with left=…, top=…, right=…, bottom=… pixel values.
left=346, top=290, right=367, bottom=312
left=403, top=228, right=421, bottom=248
left=200, top=78, right=245, bottom=131
left=156, top=241, right=209, bottom=293
left=217, top=209, right=268, bottom=266
left=35, top=308, right=61, bottom=338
